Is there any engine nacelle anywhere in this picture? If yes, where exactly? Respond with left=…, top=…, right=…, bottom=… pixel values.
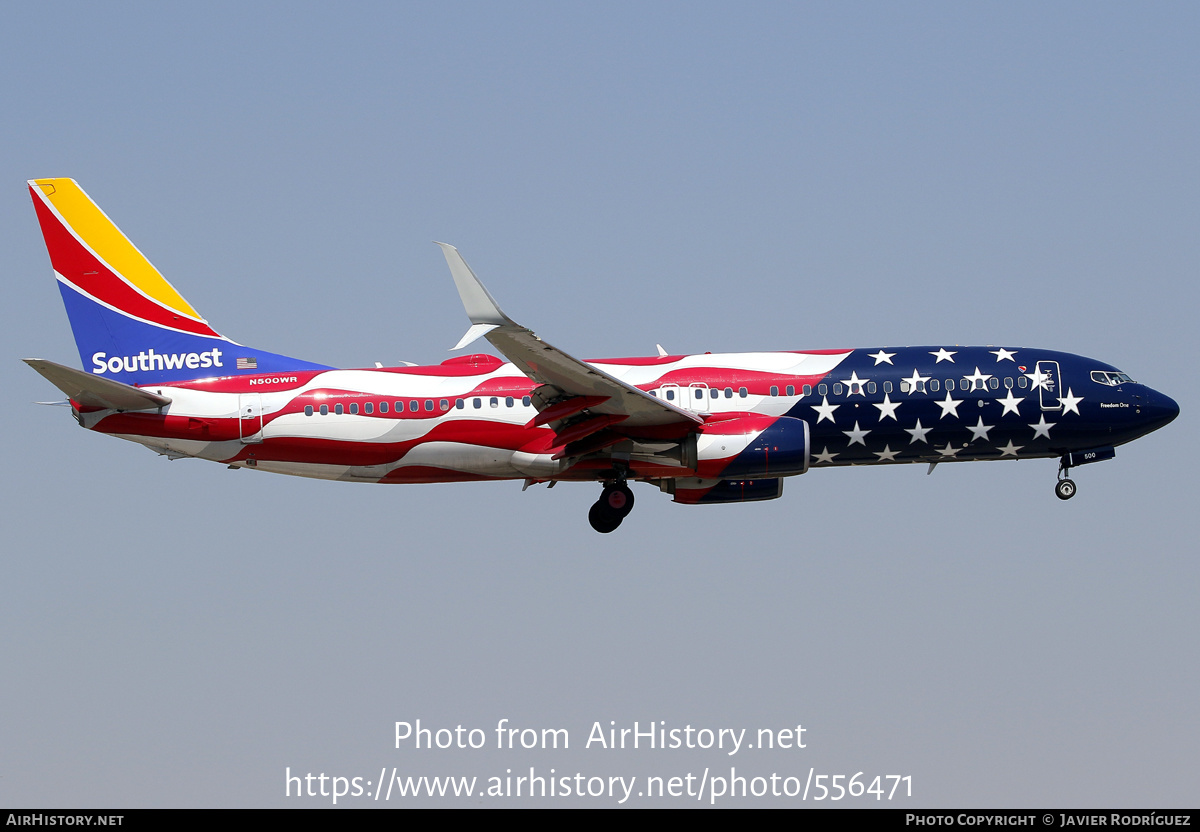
left=692, top=414, right=810, bottom=479
left=665, top=477, right=784, bottom=505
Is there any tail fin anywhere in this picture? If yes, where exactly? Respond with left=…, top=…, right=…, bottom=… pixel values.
left=28, top=179, right=330, bottom=385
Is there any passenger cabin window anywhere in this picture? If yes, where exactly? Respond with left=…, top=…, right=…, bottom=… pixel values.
left=505, top=396, right=514, bottom=407
left=319, top=404, right=329, bottom=415
left=440, top=399, right=449, bottom=411
left=489, top=397, right=498, bottom=408
left=770, top=386, right=779, bottom=397
left=380, top=401, right=389, bottom=413
left=883, top=381, right=892, bottom=393
left=866, top=382, right=876, bottom=394
left=455, top=399, right=464, bottom=410
left=473, top=398, right=482, bottom=408
left=724, top=387, right=733, bottom=398
left=349, top=403, right=359, bottom=415
left=694, top=388, right=704, bottom=400
left=738, top=387, right=748, bottom=398
left=929, top=380, right=939, bottom=392
left=335, top=404, right=344, bottom=415
left=803, top=384, right=812, bottom=396
left=818, top=384, right=828, bottom=396
left=833, top=383, right=843, bottom=395
left=522, top=396, right=531, bottom=406
left=900, top=381, right=911, bottom=393
left=304, top=405, right=314, bottom=416
left=410, top=401, right=419, bottom=412
left=364, top=402, right=373, bottom=414
left=1018, top=377, right=1028, bottom=389
left=665, top=389, right=675, bottom=401
left=946, top=379, right=955, bottom=391
left=786, top=385, right=796, bottom=396
left=988, top=378, right=999, bottom=390
left=1004, top=378, right=1013, bottom=389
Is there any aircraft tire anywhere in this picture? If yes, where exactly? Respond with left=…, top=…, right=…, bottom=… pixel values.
left=1055, top=478, right=1077, bottom=501
left=603, top=485, right=635, bottom=517
left=589, top=500, right=623, bottom=533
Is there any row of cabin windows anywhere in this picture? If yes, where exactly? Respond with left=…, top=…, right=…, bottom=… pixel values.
left=652, top=387, right=750, bottom=401
left=299, top=376, right=1032, bottom=416
left=647, top=376, right=1030, bottom=403
left=303, top=395, right=533, bottom=417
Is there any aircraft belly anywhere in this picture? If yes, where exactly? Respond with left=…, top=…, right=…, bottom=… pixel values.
left=395, top=441, right=522, bottom=477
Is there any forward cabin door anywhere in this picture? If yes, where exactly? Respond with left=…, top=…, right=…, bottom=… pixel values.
left=239, top=393, right=264, bottom=443
left=1037, top=361, right=1062, bottom=411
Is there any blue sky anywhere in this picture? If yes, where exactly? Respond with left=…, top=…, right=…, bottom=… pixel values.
left=2, top=2, right=1197, bottom=806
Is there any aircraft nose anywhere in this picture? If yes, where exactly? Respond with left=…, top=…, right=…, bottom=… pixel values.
left=1141, top=388, right=1179, bottom=434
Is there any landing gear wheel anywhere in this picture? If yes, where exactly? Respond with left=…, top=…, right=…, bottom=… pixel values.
left=1055, top=478, right=1077, bottom=501
left=603, top=484, right=635, bottom=516
left=588, top=500, right=623, bottom=533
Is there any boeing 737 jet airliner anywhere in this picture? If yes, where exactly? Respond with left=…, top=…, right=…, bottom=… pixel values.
left=25, top=179, right=1179, bottom=532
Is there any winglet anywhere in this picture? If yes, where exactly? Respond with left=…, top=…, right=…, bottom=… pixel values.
left=436, top=242, right=515, bottom=330
left=452, top=323, right=501, bottom=351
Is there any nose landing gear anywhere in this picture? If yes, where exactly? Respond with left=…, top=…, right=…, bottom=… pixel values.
left=588, top=480, right=636, bottom=533
left=1055, top=456, right=1076, bottom=501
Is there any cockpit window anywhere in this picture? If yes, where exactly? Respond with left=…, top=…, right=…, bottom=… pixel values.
left=1090, top=370, right=1134, bottom=386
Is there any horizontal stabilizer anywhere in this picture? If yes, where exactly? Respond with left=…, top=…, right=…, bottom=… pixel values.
left=24, top=359, right=172, bottom=411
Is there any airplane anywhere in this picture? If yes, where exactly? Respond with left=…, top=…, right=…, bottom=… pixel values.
left=24, top=178, right=1180, bottom=532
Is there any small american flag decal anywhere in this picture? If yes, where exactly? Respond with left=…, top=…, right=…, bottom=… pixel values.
left=236, top=357, right=258, bottom=370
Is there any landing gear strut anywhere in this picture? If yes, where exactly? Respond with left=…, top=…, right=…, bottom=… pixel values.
left=588, top=479, right=635, bottom=533
left=1055, top=456, right=1076, bottom=501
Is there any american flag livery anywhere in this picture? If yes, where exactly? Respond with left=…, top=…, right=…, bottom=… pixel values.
left=24, top=180, right=1179, bottom=532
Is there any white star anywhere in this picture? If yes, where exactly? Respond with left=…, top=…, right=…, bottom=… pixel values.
left=905, top=418, right=932, bottom=444
left=873, top=393, right=902, bottom=421
left=1058, top=387, right=1084, bottom=416
left=966, top=416, right=994, bottom=442
left=868, top=350, right=895, bottom=365
left=990, top=348, right=1018, bottom=362
left=998, top=440, right=1023, bottom=457
left=843, top=421, right=871, bottom=446
left=963, top=366, right=993, bottom=392
left=873, top=444, right=900, bottom=462
left=930, top=348, right=957, bottom=363
left=812, top=446, right=839, bottom=465
left=934, top=391, right=963, bottom=420
left=1029, top=415, right=1056, bottom=440
left=841, top=370, right=869, bottom=396
left=1025, top=366, right=1051, bottom=391
left=811, top=395, right=839, bottom=424
left=901, top=368, right=931, bottom=395
left=996, top=389, right=1025, bottom=416
left=937, top=442, right=962, bottom=458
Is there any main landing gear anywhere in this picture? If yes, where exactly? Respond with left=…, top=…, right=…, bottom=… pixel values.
left=1055, top=456, right=1076, bottom=501
left=588, top=479, right=636, bottom=533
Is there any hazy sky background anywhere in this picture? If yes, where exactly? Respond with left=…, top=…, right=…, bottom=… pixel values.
left=1, top=2, right=1196, bottom=807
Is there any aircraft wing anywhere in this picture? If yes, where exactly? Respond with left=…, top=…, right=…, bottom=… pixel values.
left=437, top=243, right=701, bottom=431
left=24, top=359, right=172, bottom=411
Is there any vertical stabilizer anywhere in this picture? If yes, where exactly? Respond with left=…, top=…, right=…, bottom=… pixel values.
left=28, top=179, right=330, bottom=385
